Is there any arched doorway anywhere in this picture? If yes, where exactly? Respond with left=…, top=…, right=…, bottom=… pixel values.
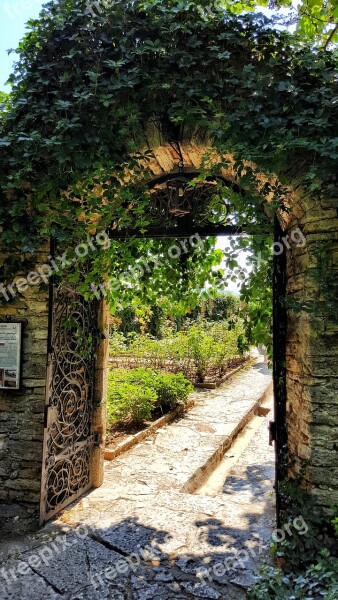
left=0, top=2, right=337, bottom=535
left=38, top=144, right=285, bottom=525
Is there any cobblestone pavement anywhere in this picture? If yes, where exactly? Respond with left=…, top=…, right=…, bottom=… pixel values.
left=0, top=362, right=275, bottom=600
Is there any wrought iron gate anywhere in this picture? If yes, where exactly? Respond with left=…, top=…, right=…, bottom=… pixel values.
left=40, top=282, right=97, bottom=524
left=272, top=216, right=288, bottom=525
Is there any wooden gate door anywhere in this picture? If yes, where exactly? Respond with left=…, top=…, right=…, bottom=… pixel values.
left=40, top=282, right=97, bottom=524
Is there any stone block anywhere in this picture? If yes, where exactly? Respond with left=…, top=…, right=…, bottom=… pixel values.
left=311, top=467, right=338, bottom=487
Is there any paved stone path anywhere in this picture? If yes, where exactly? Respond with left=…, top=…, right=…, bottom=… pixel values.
left=0, top=362, right=274, bottom=600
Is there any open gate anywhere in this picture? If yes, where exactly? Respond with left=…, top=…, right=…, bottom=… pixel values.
left=39, top=175, right=288, bottom=525
left=272, top=216, right=288, bottom=525
left=40, top=282, right=97, bottom=525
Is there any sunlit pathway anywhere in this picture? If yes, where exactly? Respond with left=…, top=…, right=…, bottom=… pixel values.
left=0, top=362, right=274, bottom=600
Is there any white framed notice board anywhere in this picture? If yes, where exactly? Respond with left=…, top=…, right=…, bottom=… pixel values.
left=0, top=322, right=23, bottom=390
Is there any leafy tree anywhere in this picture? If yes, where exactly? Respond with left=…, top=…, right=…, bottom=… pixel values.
left=92, top=236, right=226, bottom=312
left=220, top=0, right=338, bottom=47
left=296, top=0, right=338, bottom=47
left=206, top=293, right=240, bottom=322
left=0, top=0, right=337, bottom=351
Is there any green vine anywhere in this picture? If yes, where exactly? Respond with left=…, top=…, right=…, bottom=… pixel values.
left=0, top=0, right=337, bottom=348
left=1, top=1, right=337, bottom=252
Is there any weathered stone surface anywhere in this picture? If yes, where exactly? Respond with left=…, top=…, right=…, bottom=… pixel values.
left=285, top=196, right=338, bottom=504
left=0, top=245, right=49, bottom=534
left=0, top=376, right=275, bottom=600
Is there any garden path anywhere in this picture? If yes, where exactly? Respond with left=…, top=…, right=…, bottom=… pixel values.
left=0, top=361, right=274, bottom=600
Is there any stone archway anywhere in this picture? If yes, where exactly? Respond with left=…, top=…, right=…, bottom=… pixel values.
left=0, top=134, right=337, bottom=533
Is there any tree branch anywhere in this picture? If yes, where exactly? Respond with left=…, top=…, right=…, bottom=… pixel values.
left=323, top=23, right=338, bottom=50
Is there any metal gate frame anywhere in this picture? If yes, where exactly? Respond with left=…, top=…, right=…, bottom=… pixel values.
left=272, top=215, right=288, bottom=525
left=39, top=181, right=288, bottom=525
left=39, top=277, right=97, bottom=525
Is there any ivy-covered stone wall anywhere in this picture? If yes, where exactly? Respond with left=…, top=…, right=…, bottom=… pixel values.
left=285, top=194, right=338, bottom=506
left=0, top=246, right=49, bottom=534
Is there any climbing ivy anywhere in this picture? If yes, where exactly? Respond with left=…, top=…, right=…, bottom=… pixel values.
left=1, top=1, right=337, bottom=248
left=0, top=0, right=337, bottom=344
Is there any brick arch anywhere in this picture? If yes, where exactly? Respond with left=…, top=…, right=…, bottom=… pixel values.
left=0, top=135, right=337, bottom=534
left=120, top=132, right=338, bottom=507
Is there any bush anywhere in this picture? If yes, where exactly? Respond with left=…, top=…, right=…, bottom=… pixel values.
left=249, top=482, right=338, bottom=599
left=107, top=381, right=157, bottom=424
left=151, top=372, right=193, bottom=411
left=109, top=317, right=247, bottom=383
left=107, top=368, right=193, bottom=425
left=250, top=551, right=338, bottom=599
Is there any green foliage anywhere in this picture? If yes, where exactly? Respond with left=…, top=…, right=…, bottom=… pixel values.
left=148, top=305, right=165, bottom=339
left=296, top=0, right=338, bottom=48
left=116, top=306, right=140, bottom=337
left=250, top=552, right=338, bottom=599
left=148, top=371, right=194, bottom=411
left=0, top=92, right=10, bottom=115
left=182, top=317, right=245, bottom=381
left=1, top=0, right=337, bottom=258
left=107, top=367, right=192, bottom=424
left=250, top=479, right=338, bottom=598
left=110, top=317, right=246, bottom=383
left=285, top=240, right=338, bottom=326
left=107, top=379, right=157, bottom=424
left=239, top=239, right=273, bottom=354
left=278, top=480, right=338, bottom=565
left=333, top=515, right=338, bottom=536
left=94, top=236, right=226, bottom=314
left=1, top=0, right=337, bottom=352
left=205, top=293, right=240, bottom=322
left=113, top=292, right=241, bottom=339
left=227, top=0, right=338, bottom=48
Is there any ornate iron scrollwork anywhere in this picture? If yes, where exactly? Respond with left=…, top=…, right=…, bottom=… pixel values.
left=40, top=283, right=97, bottom=523
left=147, top=174, right=231, bottom=230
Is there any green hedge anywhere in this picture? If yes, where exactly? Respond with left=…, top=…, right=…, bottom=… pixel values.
left=107, top=368, right=193, bottom=425
left=110, top=318, right=246, bottom=383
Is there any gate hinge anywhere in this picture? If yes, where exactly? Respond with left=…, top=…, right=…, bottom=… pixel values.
left=94, top=432, right=101, bottom=446
left=44, top=404, right=51, bottom=428
left=269, top=421, right=277, bottom=446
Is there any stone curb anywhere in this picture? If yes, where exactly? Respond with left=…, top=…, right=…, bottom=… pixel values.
left=194, top=357, right=255, bottom=389
left=104, top=360, right=253, bottom=461
left=181, top=380, right=274, bottom=493
left=104, top=399, right=195, bottom=461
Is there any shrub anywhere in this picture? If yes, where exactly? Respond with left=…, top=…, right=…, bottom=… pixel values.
left=249, top=482, right=338, bottom=599
left=151, top=372, right=194, bottom=411
left=250, top=551, right=338, bottom=599
left=333, top=515, right=338, bottom=537
left=111, top=367, right=155, bottom=388
left=107, top=381, right=157, bottom=425
left=109, top=317, right=247, bottom=383
left=107, top=368, right=193, bottom=425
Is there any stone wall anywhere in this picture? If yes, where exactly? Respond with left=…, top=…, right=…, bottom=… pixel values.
left=0, top=242, right=108, bottom=533
left=285, top=193, right=338, bottom=506
left=0, top=247, right=49, bottom=534
left=1, top=139, right=337, bottom=532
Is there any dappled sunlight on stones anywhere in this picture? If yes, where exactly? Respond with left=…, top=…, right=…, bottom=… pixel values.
left=0, top=362, right=274, bottom=599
